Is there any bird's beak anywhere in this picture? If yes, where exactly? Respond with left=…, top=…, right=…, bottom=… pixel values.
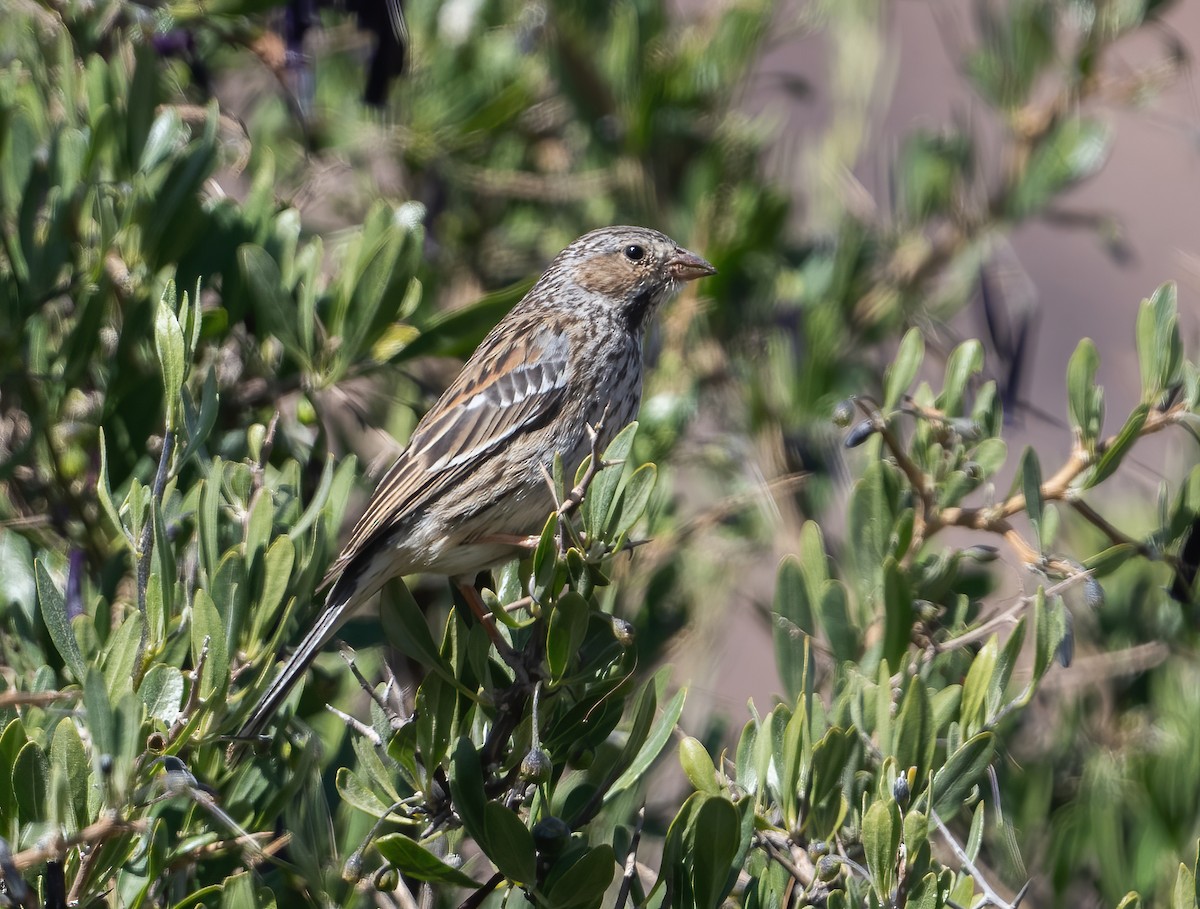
left=668, top=247, right=717, bottom=282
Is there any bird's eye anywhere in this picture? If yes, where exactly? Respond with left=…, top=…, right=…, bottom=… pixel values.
left=624, top=244, right=645, bottom=262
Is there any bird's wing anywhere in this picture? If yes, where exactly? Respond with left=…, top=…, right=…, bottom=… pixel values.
left=322, top=321, right=571, bottom=582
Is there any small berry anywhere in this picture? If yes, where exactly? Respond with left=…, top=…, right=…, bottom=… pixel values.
left=817, top=855, right=840, bottom=881
left=521, top=748, right=552, bottom=783
left=532, top=816, right=572, bottom=856
left=610, top=617, right=635, bottom=646
left=832, top=399, right=855, bottom=427
left=844, top=420, right=877, bottom=448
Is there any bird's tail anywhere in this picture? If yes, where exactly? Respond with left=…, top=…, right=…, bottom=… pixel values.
left=235, top=571, right=366, bottom=742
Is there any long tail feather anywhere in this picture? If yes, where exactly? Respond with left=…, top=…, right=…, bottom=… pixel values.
left=236, top=573, right=363, bottom=740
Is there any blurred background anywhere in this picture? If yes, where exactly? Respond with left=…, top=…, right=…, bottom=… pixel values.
left=3, top=0, right=1200, bottom=904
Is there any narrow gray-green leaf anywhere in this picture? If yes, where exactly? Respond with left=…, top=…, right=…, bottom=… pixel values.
left=606, top=687, right=686, bottom=800
left=885, top=328, right=924, bottom=410
left=36, top=559, right=85, bottom=680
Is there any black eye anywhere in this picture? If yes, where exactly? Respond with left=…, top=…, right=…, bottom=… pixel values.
left=624, top=244, right=645, bottom=262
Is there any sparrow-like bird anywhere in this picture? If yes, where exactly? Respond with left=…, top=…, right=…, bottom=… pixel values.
left=238, top=226, right=716, bottom=738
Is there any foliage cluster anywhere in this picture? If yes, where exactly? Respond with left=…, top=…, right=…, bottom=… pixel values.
left=2, top=1, right=1200, bottom=908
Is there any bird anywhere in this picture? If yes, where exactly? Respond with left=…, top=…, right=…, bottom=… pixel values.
left=237, top=226, right=716, bottom=739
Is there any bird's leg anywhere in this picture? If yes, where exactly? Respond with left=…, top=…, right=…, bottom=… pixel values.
left=454, top=580, right=528, bottom=682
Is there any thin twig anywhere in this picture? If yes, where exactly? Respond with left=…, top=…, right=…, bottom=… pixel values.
left=922, top=571, right=1090, bottom=663
left=339, top=644, right=408, bottom=725
left=937, top=403, right=1186, bottom=533
left=757, top=833, right=811, bottom=887
left=614, top=807, right=646, bottom=909
left=169, top=635, right=209, bottom=744
left=17, top=813, right=143, bottom=872
left=456, top=872, right=504, bottom=909
left=0, top=689, right=80, bottom=709
left=327, top=704, right=383, bottom=745
left=933, top=811, right=1021, bottom=909
left=854, top=397, right=933, bottom=550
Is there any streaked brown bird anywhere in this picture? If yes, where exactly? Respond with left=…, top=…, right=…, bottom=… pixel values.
left=237, top=226, right=716, bottom=739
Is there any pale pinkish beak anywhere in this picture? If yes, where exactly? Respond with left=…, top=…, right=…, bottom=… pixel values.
left=668, top=247, right=717, bottom=282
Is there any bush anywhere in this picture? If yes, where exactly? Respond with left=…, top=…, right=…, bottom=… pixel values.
left=3, top=1, right=1200, bottom=907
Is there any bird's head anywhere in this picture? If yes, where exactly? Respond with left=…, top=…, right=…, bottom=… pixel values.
left=549, top=226, right=717, bottom=333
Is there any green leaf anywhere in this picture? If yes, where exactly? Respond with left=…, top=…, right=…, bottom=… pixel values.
left=679, top=736, right=720, bottom=795
left=882, top=558, right=914, bottom=668
left=816, top=580, right=857, bottom=665
left=1019, top=447, right=1044, bottom=553
left=543, top=845, right=617, bottom=909
left=849, top=462, right=902, bottom=596
left=893, top=678, right=934, bottom=784
left=0, top=720, right=28, bottom=828
left=49, top=717, right=88, bottom=830
left=1173, top=862, right=1198, bottom=909
left=973, top=437, right=1007, bottom=480
left=413, top=671, right=458, bottom=790
left=773, top=555, right=813, bottom=701
left=218, top=872, right=259, bottom=909
left=931, top=732, right=994, bottom=817
left=779, top=701, right=808, bottom=830
left=908, top=872, right=943, bottom=909
left=83, top=668, right=115, bottom=769
left=903, top=809, right=930, bottom=863
left=610, top=463, right=657, bottom=538
left=734, top=719, right=759, bottom=795
left=530, top=514, right=560, bottom=604
left=138, top=664, right=184, bottom=725
left=606, top=686, right=686, bottom=801
left=395, top=280, right=531, bottom=363
left=375, top=834, right=477, bottom=887
left=335, top=767, right=394, bottom=818
left=1066, top=338, right=1103, bottom=448
left=154, top=283, right=186, bottom=429
left=482, top=803, right=537, bottom=884
left=862, top=797, right=901, bottom=903
left=584, top=422, right=640, bottom=541
left=547, top=591, right=590, bottom=682
left=1083, top=543, right=1136, bottom=578
left=885, top=328, right=924, bottom=410
left=798, top=521, right=829, bottom=597
left=250, top=536, right=295, bottom=647
left=691, top=796, right=742, bottom=909
left=13, top=741, right=49, bottom=824
left=238, top=244, right=309, bottom=367
left=940, top=339, right=984, bottom=416
left=449, top=738, right=488, bottom=845
left=0, top=529, right=36, bottom=626
left=1032, top=589, right=1068, bottom=680
left=190, top=589, right=229, bottom=698
left=1009, top=117, right=1111, bottom=218
left=1086, top=404, right=1149, bottom=489
left=960, top=636, right=998, bottom=735
left=103, top=611, right=145, bottom=700
left=380, top=580, right=465, bottom=694
left=1136, top=283, right=1184, bottom=405
left=807, top=726, right=856, bottom=840
left=288, top=455, right=333, bottom=542
left=36, top=559, right=84, bottom=680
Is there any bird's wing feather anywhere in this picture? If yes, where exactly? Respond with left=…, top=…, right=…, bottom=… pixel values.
left=322, top=322, right=571, bottom=582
